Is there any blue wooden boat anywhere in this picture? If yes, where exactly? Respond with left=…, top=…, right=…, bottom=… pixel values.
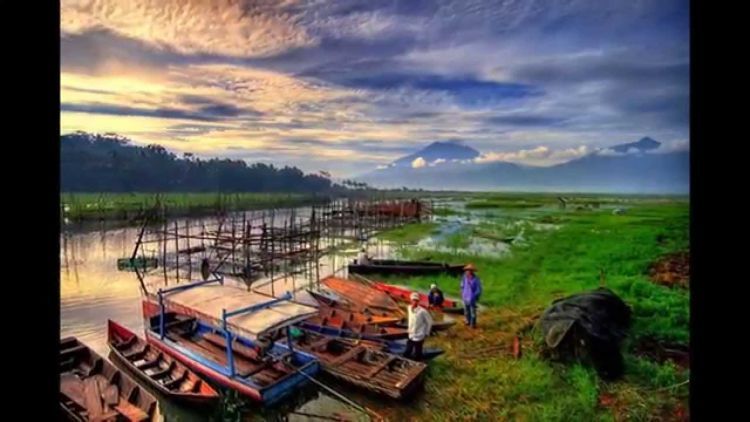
left=142, top=277, right=320, bottom=406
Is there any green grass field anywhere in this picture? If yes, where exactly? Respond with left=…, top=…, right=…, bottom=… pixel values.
left=376, top=196, right=689, bottom=420
left=60, top=192, right=326, bottom=221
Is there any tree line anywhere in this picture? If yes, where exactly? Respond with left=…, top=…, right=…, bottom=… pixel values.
left=61, top=132, right=349, bottom=193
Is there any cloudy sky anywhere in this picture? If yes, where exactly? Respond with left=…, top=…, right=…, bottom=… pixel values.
left=61, top=0, right=689, bottom=177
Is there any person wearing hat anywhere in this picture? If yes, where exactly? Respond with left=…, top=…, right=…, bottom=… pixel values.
left=428, top=283, right=444, bottom=308
left=404, top=292, right=433, bottom=360
left=460, top=263, right=482, bottom=328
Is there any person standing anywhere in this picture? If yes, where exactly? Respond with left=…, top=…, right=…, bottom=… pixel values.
left=404, top=292, right=433, bottom=360
left=460, top=263, right=482, bottom=328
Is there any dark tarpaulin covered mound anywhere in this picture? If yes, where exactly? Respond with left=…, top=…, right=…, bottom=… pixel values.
left=538, top=288, right=631, bottom=380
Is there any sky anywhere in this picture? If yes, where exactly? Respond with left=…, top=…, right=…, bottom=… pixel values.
left=60, top=0, right=689, bottom=177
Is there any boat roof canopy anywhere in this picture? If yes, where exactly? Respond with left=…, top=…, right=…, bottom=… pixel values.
left=157, top=282, right=318, bottom=339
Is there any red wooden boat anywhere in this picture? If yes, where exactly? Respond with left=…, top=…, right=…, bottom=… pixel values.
left=307, top=290, right=400, bottom=318
left=372, top=282, right=464, bottom=314
left=303, top=313, right=409, bottom=340
left=316, top=303, right=401, bottom=326
left=321, top=277, right=404, bottom=315
left=107, top=320, right=220, bottom=406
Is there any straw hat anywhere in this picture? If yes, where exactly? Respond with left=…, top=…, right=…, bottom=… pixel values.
left=410, top=292, right=420, bottom=301
left=463, top=263, right=477, bottom=271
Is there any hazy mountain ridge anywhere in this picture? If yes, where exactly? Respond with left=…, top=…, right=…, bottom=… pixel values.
left=358, top=137, right=689, bottom=193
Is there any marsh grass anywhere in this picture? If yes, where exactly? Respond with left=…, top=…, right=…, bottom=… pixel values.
left=376, top=197, right=689, bottom=419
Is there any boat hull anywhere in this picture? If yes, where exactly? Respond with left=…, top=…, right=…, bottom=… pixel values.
left=348, top=259, right=464, bottom=277
left=107, top=320, right=220, bottom=406
left=145, top=329, right=319, bottom=406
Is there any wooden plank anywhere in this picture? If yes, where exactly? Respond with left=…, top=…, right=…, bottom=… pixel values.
left=60, top=374, right=86, bottom=409
left=114, top=401, right=150, bottom=422
left=364, top=356, right=396, bottom=379
left=83, top=377, right=104, bottom=419
left=162, top=371, right=188, bottom=390
left=330, top=346, right=364, bottom=366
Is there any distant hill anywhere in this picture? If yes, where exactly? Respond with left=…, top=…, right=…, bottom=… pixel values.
left=358, top=137, right=689, bottom=193
left=390, top=141, right=480, bottom=168
left=611, top=136, right=661, bottom=153
left=60, top=132, right=337, bottom=193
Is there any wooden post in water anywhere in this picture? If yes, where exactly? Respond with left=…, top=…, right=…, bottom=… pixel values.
left=270, top=209, right=275, bottom=297
left=185, top=220, right=192, bottom=280
left=162, top=218, right=168, bottom=286
left=174, top=221, right=180, bottom=282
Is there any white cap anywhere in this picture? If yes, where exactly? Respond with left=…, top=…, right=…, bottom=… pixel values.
left=430, top=284, right=437, bottom=289
left=410, top=292, right=420, bottom=301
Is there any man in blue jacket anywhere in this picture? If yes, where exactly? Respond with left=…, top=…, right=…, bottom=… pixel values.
left=460, top=263, right=482, bottom=328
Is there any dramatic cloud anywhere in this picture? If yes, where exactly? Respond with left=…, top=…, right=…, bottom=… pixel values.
left=411, top=157, right=427, bottom=168
left=60, top=0, right=689, bottom=176
left=476, top=145, right=590, bottom=166
left=61, top=0, right=314, bottom=57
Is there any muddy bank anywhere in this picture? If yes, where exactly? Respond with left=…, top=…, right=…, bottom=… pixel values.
left=648, top=251, right=690, bottom=288
left=633, top=336, right=689, bottom=369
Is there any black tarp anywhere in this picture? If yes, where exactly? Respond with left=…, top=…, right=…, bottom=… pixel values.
left=538, top=287, right=631, bottom=379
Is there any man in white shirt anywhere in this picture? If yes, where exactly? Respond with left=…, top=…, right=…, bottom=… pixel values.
left=404, top=292, right=433, bottom=360
left=356, top=248, right=370, bottom=265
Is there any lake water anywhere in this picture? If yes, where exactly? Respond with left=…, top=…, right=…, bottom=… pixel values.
left=60, top=212, right=425, bottom=421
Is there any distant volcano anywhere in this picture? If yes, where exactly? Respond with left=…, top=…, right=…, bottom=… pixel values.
left=390, top=140, right=480, bottom=168
left=358, top=136, right=688, bottom=194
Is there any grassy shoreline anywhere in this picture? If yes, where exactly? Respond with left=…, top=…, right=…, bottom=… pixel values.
left=376, top=197, right=689, bottom=420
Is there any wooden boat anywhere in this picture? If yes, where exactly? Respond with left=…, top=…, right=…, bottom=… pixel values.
left=117, top=257, right=158, bottom=271
left=348, top=259, right=465, bottom=277
left=307, top=290, right=398, bottom=318
left=107, top=320, right=220, bottom=406
left=309, top=289, right=456, bottom=333
left=294, top=327, right=444, bottom=362
left=144, top=312, right=319, bottom=406
left=372, top=282, right=464, bottom=314
left=60, top=337, right=159, bottom=422
left=301, top=314, right=409, bottom=341
left=393, top=318, right=457, bottom=332
left=280, top=329, right=427, bottom=399
left=316, top=303, right=402, bottom=326
left=321, top=277, right=404, bottom=315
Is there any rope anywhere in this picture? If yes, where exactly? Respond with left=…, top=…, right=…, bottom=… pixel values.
left=272, top=355, right=383, bottom=421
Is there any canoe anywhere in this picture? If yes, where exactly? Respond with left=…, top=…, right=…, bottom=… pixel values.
left=309, top=289, right=457, bottom=333
left=348, top=259, right=465, bottom=277
left=60, top=337, right=159, bottom=422
left=281, top=329, right=427, bottom=399
left=117, top=257, right=158, bottom=271
left=107, top=320, right=220, bottom=406
left=316, top=303, right=402, bottom=326
left=372, top=282, right=464, bottom=314
left=143, top=312, right=319, bottom=406
left=295, top=326, right=443, bottom=361
left=393, top=318, right=457, bottom=332
left=321, top=277, right=404, bottom=314
left=307, top=290, right=398, bottom=318
left=301, top=313, right=409, bottom=341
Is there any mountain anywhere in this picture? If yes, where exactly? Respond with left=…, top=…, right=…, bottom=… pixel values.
left=61, top=132, right=338, bottom=193
left=611, top=137, right=661, bottom=153
left=390, top=141, right=480, bottom=168
left=357, top=137, right=689, bottom=193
